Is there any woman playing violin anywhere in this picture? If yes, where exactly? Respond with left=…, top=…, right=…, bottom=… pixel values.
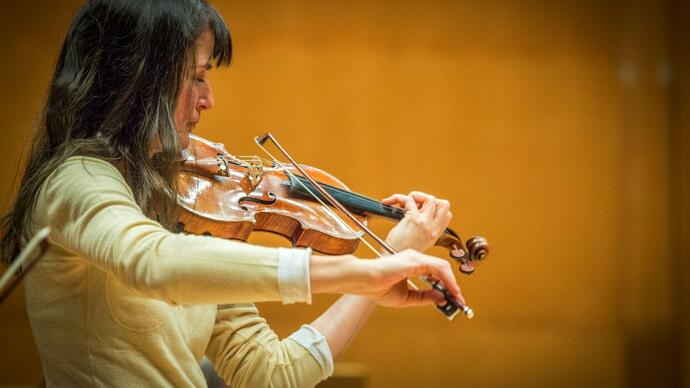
left=0, top=1, right=464, bottom=386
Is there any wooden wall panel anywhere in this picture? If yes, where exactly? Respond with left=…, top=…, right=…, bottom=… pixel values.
left=671, top=0, right=690, bottom=385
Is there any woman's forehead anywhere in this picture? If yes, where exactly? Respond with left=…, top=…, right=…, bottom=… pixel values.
left=195, top=29, right=214, bottom=68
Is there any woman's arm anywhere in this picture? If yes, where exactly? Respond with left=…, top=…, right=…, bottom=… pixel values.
left=206, top=303, right=327, bottom=388
left=39, top=157, right=462, bottom=307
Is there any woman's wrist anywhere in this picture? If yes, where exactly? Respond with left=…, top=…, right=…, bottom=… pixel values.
left=310, top=254, right=371, bottom=295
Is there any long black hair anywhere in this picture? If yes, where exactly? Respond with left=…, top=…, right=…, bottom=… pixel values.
left=0, top=0, right=232, bottom=263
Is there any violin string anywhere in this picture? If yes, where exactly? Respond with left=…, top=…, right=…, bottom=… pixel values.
left=255, top=141, right=422, bottom=293
left=235, top=155, right=274, bottom=166
left=237, top=154, right=411, bottom=220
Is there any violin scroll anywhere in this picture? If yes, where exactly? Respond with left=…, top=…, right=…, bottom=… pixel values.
left=455, top=236, right=489, bottom=275
left=466, top=236, right=489, bottom=261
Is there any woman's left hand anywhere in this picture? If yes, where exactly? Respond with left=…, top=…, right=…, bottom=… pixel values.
left=381, top=191, right=453, bottom=252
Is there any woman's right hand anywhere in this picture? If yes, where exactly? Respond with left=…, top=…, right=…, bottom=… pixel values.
left=310, top=250, right=464, bottom=308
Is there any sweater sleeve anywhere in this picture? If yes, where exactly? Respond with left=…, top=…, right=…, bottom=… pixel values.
left=34, top=156, right=300, bottom=305
left=205, top=304, right=332, bottom=388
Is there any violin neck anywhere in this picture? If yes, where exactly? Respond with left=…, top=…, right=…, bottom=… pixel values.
left=286, top=175, right=406, bottom=220
left=286, top=174, right=462, bottom=243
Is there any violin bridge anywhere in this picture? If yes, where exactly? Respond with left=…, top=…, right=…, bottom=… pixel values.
left=241, top=156, right=264, bottom=192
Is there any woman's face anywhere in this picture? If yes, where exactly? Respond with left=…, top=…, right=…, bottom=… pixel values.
left=174, top=27, right=215, bottom=150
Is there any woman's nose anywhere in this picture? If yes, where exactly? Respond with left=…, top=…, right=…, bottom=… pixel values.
left=198, top=83, right=214, bottom=111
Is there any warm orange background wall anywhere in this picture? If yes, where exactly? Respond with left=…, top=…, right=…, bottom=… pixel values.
left=1, top=1, right=688, bottom=387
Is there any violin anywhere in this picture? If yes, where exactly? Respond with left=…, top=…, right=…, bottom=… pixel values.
left=175, top=134, right=489, bottom=319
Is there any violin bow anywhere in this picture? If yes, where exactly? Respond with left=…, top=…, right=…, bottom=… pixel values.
left=0, top=227, right=50, bottom=305
left=255, top=133, right=473, bottom=320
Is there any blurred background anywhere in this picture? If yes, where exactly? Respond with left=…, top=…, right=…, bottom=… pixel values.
left=1, top=0, right=688, bottom=387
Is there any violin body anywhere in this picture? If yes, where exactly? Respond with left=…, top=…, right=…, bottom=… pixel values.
left=176, top=134, right=488, bottom=274
left=177, top=135, right=365, bottom=255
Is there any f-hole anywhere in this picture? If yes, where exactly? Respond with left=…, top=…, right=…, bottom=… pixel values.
left=239, top=192, right=278, bottom=210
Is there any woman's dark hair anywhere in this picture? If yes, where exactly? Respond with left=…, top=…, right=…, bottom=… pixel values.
left=0, top=0, right=232, bottom=263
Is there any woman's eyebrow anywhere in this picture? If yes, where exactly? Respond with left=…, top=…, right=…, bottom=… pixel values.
left=198, top=55, right=213, bottom=70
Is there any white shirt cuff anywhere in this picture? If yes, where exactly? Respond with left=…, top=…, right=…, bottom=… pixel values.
left=288, top=324, right=334, bottom=381
left=277, top=247, right=312, bottom=304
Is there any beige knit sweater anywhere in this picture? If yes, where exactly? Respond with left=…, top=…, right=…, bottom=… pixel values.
left=24, top=156, right=330, bottom=387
